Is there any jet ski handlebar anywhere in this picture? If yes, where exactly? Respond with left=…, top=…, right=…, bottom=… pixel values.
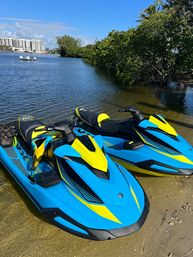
left=35, top=123, right=74, bottom=133
left=34, top=123, right=75, bottom=143
left=118, top=106, right=144, bottom=121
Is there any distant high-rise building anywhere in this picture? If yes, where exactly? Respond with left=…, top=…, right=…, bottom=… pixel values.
left=0, top=37, right=45, bottom=52
left=31, top=40, right=36, bottom=52
left=25, top=40, right=31, bottom=52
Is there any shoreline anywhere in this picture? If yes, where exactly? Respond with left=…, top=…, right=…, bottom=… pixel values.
left=0, top=50, right=48, bottom=54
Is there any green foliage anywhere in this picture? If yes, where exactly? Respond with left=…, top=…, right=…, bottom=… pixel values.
left=81, top=44, right=96, bottom=64
left=57, top=35, right=82, bottom=57
left=48, top=48, right=59, bottom=54
left=0, top=45, right=12, bottom=51
left=82, top=0, right=193, bottom=86
left=134, top=11, right=175, bottom=84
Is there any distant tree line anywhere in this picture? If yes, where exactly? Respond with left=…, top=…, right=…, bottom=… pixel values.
left=48, top=48, right=59, bottom=54
left=57, top=35, right=82, bottom=58
left=57, top=0, right=193, bottom=86
left=0, top=45, right=12, bottom=51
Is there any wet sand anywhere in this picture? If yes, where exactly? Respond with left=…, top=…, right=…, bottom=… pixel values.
left=1, top=106, right=193, bottom=257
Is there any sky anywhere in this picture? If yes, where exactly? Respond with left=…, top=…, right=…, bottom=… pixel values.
left=0, top=0, right=155, bottom=48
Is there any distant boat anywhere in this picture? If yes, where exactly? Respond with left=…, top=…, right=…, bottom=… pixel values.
left=19, top=56, right=37, bottom=61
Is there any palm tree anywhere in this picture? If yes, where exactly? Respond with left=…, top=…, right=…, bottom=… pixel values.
left=138, top=0, right=164, bottom=22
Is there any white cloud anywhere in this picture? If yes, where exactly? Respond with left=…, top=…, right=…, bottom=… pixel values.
left=0, top=17, right=96, bottom=48
left=0, top=17, right=77, bottom=48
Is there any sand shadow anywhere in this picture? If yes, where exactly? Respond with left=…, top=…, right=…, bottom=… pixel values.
left=137, top=101, right=168, bottom=111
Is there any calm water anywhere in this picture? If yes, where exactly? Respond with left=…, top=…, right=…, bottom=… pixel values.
left=1, top=52, right=193, bottom=257
left=0, top=52, right=193, bottom=124
left=0, top=52, right=120, bottom=123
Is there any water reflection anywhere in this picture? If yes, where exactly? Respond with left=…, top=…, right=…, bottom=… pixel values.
left=155, top=84, right=193, bottom=115
left=185, top=86, right=193, bottom=115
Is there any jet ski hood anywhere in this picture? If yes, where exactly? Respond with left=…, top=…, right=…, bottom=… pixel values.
left=138, top=114, right=193, bottom=163
left=54, top=135, right=148, bottom=230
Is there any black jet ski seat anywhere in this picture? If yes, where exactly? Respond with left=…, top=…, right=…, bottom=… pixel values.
left=74, top=107, right=145, bottom=148
left=74, top=107, right=119, bottom=134
left=16, top=117, right=47, bottom=143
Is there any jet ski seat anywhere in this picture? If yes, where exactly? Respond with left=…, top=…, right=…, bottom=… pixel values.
left=16, top=119, right=46, bottom=143
left=75, top=108, right=119, bottom=134
left=75, top=107, right=144, bottom=146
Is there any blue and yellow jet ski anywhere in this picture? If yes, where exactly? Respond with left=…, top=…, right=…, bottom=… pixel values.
left=0, top=116, right=148, bottom=240
left=73, top=106, right=193, bottom=176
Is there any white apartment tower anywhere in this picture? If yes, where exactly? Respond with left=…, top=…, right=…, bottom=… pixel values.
left=0, top=37, right=44, bottom=53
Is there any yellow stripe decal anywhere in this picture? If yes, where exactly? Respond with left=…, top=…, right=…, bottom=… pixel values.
left=151, top=148, right=193, bottom=165
left=31, top=126, right=47, bottom=139
left=69, top=189, right=121, bottom=224
left=34, top=141, right=45, bottom=160
left=13, top=136, right=17, bottom=146
left=97, top=113, right=110, bottom=127
left=130, top=186, right=141, bottom=211
left=149, top=115, right=177, bottom=136
left=134, top=129, right=157, bottom=148
left=18, top=117, right=26, bottom=142
left=111, top=157, right=171, bottom=177
left=71, top=136, right=108, bottom=172
left=75, top=107, right=81, bottom=119
left=32, top=140, right=46, bottom=168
